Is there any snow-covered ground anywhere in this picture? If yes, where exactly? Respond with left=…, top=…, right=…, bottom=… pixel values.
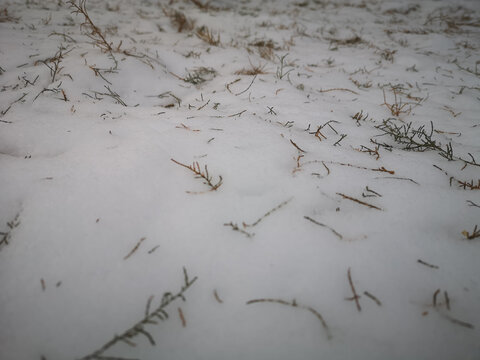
left=1, top=0, right=480, bottom=359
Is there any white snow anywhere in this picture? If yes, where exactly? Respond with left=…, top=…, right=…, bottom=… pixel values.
left=1, top=0, right=479, bottom=359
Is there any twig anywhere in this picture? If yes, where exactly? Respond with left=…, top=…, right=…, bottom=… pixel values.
left=467, top=200, right=480, bottom=208
left=145, top=295, right=154, bottom=317
left=375, top=118, right=478, bottom=167
left=355, top=144, right=380, bottom=160
left=243, top=199, right=292, bottom=228
left=375, top=176, right=419, bottom=185
left=362, top=186, right=382, bottom=198
left=417, top=259, right=439, bottom=269
left=304, top=216, right=343, bottom=240
left=49, top=31, right=77, bottom=43
left=228, top=110, right=246, bottom=117
left=213, top=289, right=223, bottom=304
left=462, top=225, right=480, bottom=240
left=322, top=161, right=330, bottom=175
left=171, top=158, right=223, bottom=192
left=189, top=0, right=215, bottom=10
left=333, top=134, right=347, bottom=146
left=318, top=88, right=358, bottom=95
left=224, top=222, right=254, bottom=238
left=0, top=213, right=21, bottom=250
left=99, top=85, right=127, bottom=106
left=440, top=313, right=474, bottom=329
left=337, top=193, right=382, bottom=211
left=346, top=268, right=361, bottom=312
left=1, top=93, right=28, bottom=117
left=433, top=289, right=440, bottom=307
left=197, top=99, right=210, bottom=110
left=124, top=237, right=146, bottom=260
left=290, top=139, right=306, bottom=153
left=178, top=308, right=186, bottom=327
left=444, top=291, right=450, bottom=311
left=147, top=245, right=160, bottom=254
left=80, top=268, right=197, bottom=360
left=304, top=160, right=394, bottom=175
left=246, top=298, right=331, bottom=340
left=363, top=291, right=381, bottom=306
left=226, top=78, right=241, bottom=94
left=68, top=0, right=113, bottom=53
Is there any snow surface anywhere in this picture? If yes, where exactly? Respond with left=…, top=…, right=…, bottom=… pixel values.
left=1, top=0, right=480, bottom=359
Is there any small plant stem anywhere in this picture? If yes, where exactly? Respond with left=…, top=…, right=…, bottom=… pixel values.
left=304, top=216, right=343, bottom=240
left=246, top=298, right=331, bottom=340
left=363, top=291, right=381, bottom=306
left=346, top=268, right=361, bottom=312
left=124, top=237, right=146, bottom=260
left=171, top=158, right=223, bottom=192
left=337, top=193, right=382, bottom=211
left=417, top=259, right=439, bottom=269
left=80, top=268, right=197, bottom=360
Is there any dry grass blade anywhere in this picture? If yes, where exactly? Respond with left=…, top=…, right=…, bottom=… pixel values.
left=417, top=259, right=439, bottom=269
left=235, top=60, right=267, bottom=76
left=162, top=7, right=195, bottom=33
left=346, top=268, right=361, bottom=312
left=318, top=87, right=358, bottom=95
left=433, top=288, right=441, bottom=307
left=124, top=237, right=146, bottom=260
left=196, top=26, right=221, bottom=46
left=337, top=193, right=382, bottom=211
left=304, top=216, right=343, bottom=240
left=189, top=0, right=213, bottom=10
left=246, top=298, right=332, bottom=340
left=178, top=307, right=186, bottom=327
left=440, top=313, right=475, bottom=329
left=381, top=88, right=416, bottom=116
left=0, top=8, right=20, bottom=23
left=467, top=200, right=480, bottom=208
left=290, top=139, right=306, bottom=153
left=363, top=291, right=381, bottom=306
left=213, top=289, right=223, bottom=303
left=1, top=93, right=28, bottom=117
left=234, top=75, right=257, bottom=96
left=243, top=198, right=292, bottom=228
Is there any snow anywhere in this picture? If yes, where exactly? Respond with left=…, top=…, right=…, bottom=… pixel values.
left=1, top=0, right=479, bottom=359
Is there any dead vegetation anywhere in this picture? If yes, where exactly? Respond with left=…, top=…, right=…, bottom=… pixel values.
left=0, top=213, right=20, bottom=251
left=235, top=60, right=267, bottom=75
left=2, top=0, right=480, bottom=356
left=424, top=6, right=480, bottom=33
left=246, top=297, right=332, bottom=340
left=381, top=88, right=416, bottom=117
left=69, top=0, right=159, bottom=69
left=171, top=158, right=223, bottom=193
left=225, top=199, right=291, bottom=238
left=183, top=67, right=217, bottom=85
left=0, top=8, right=20, bottom=23
left=462, top=225, right=480, bottom=240
left=68, top=0, right=114, bottom=53
left=80, top=268, right=197, bottom=360
left=196, top=25, right=221, bottom=46
left=162, top=7, right=195, bottom=32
